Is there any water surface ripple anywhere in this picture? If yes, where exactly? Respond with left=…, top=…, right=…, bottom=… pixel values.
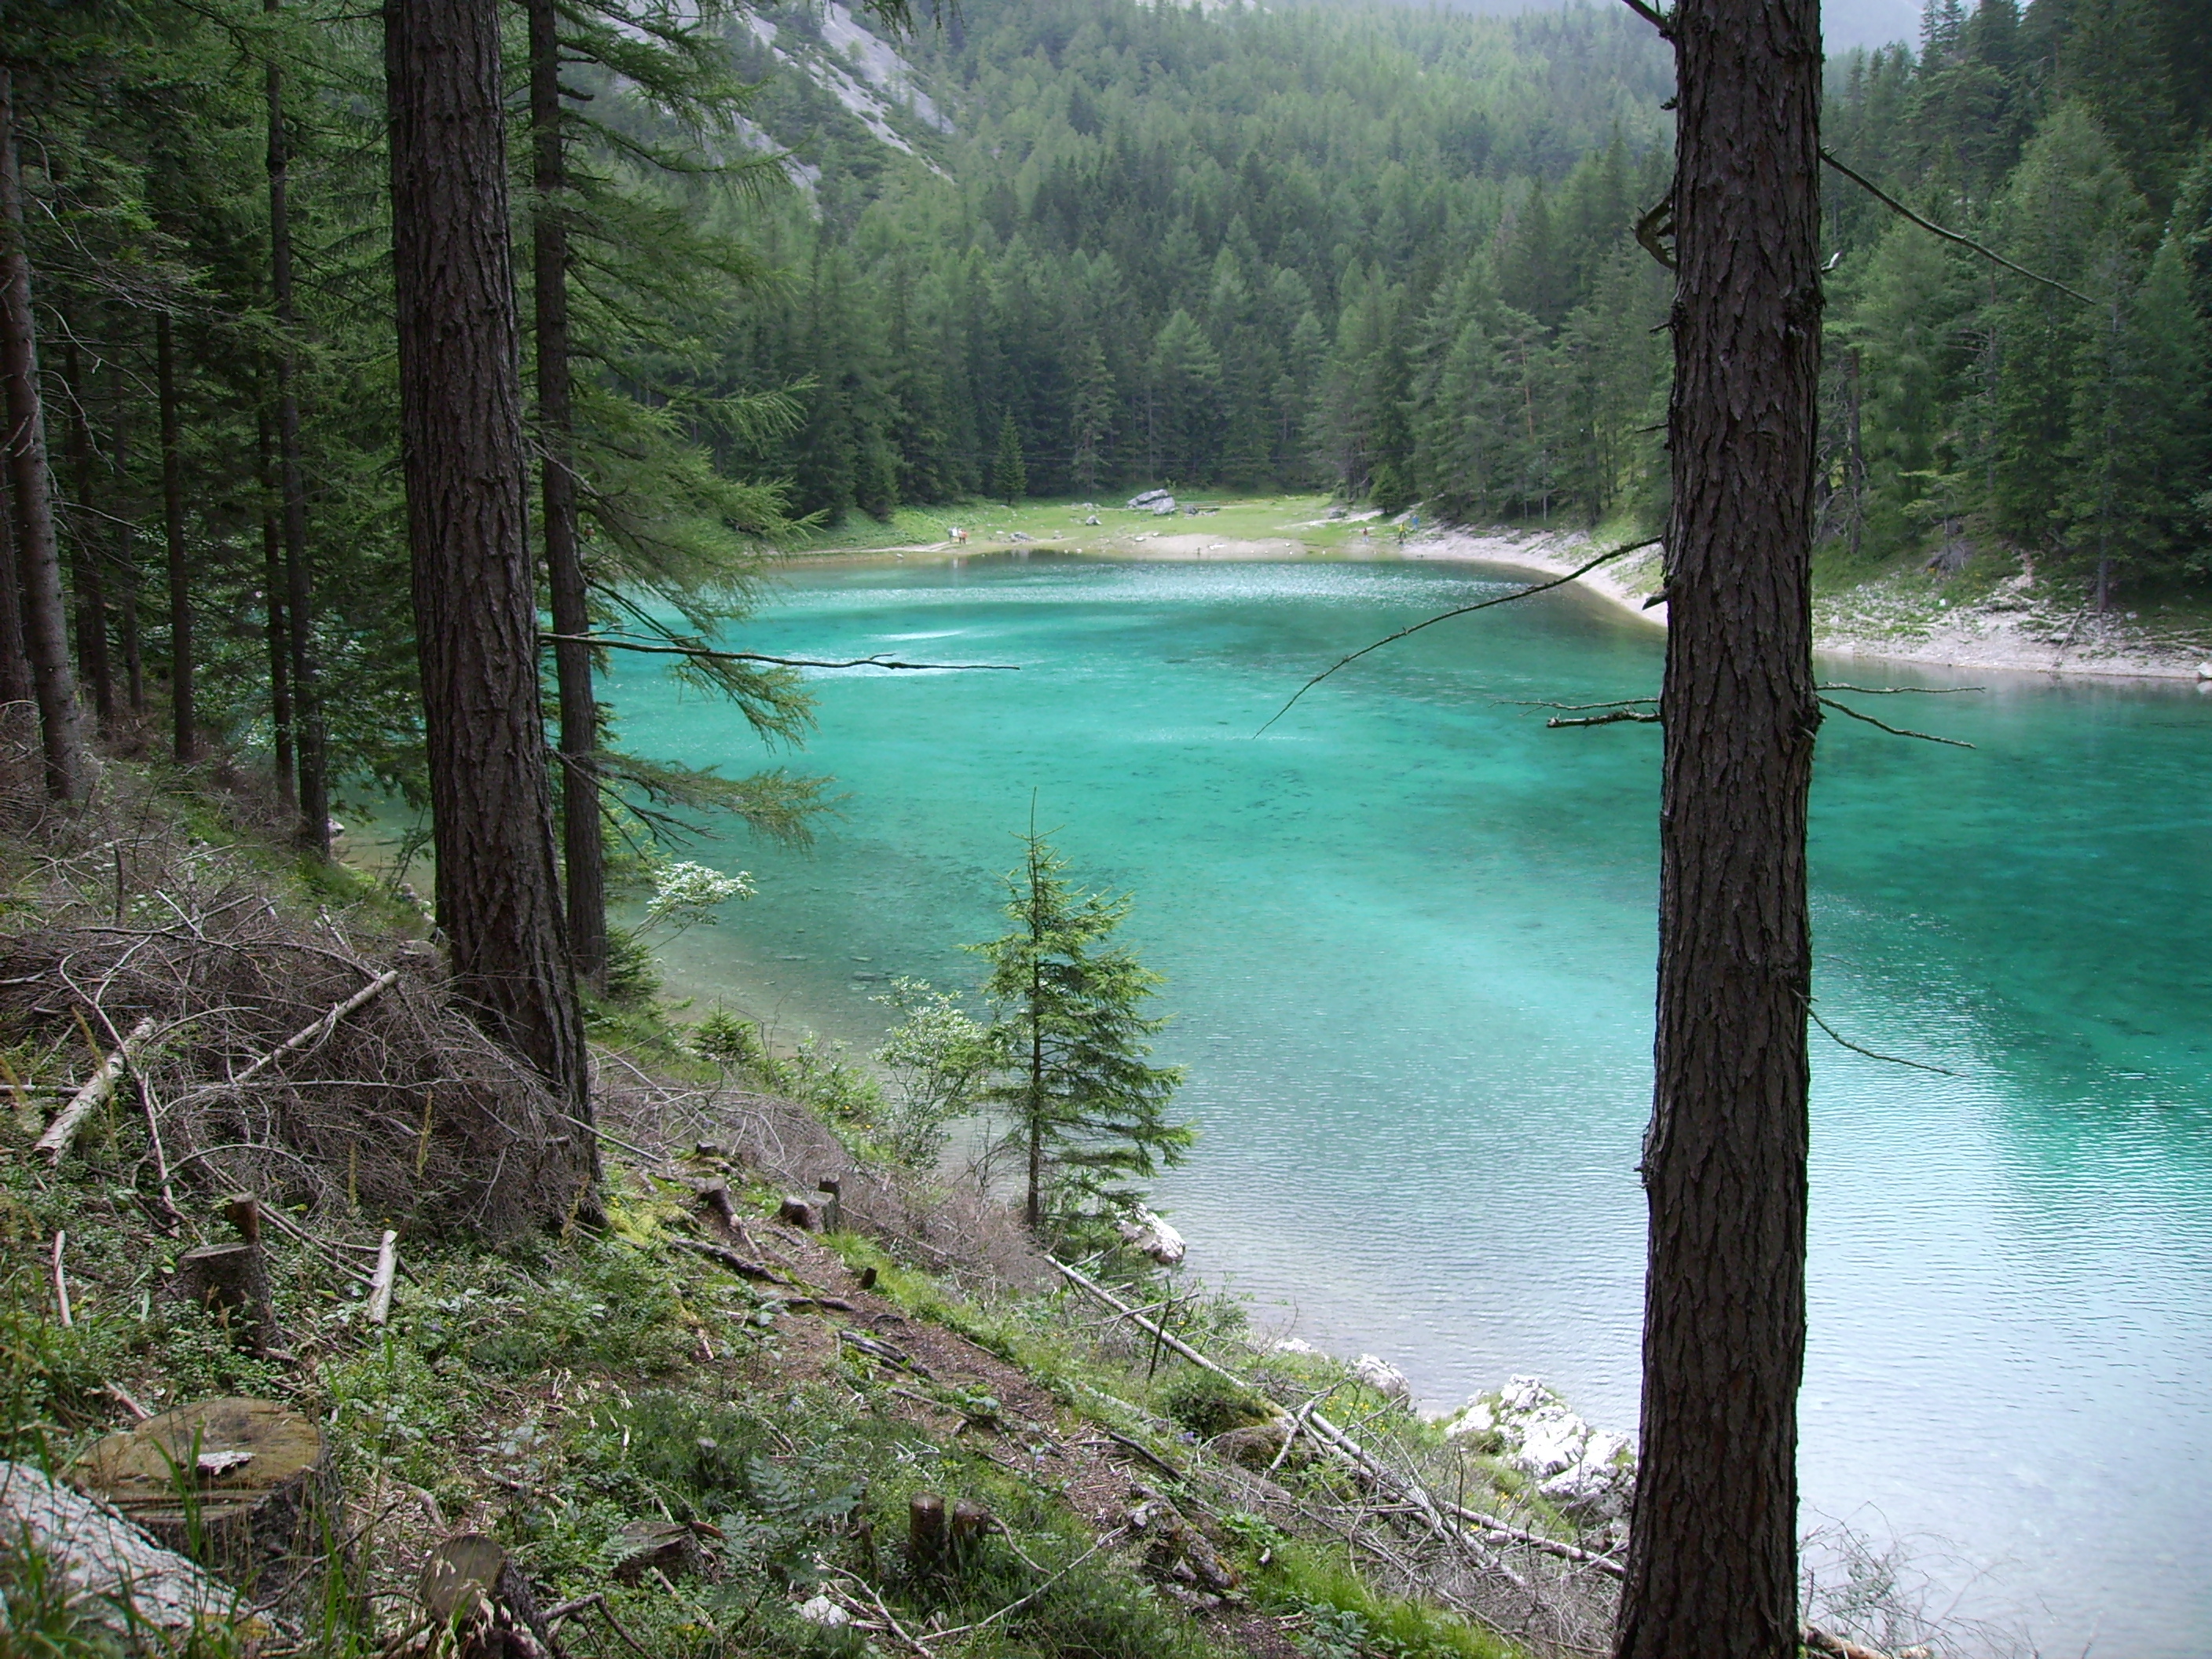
left=611, top=555, right=2212, bottom=1654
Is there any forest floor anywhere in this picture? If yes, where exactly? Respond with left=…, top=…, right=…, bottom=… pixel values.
left=0, top=761, right=1632, bottom=1659
left=789, top=496, right=2211, bottom=684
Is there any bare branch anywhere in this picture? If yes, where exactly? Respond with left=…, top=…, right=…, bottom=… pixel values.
left=1801, top=996, right=1956, bottom=1077
left=1257, top=537, right=1662, bottom=734
left=1819, top=151, right=2098, bottom=306
left=1547, top=709, right=1662, bottom=729
left=1818, top=696, right=1975, bottom=748
left=1815, top=683, right=1981, bottom=695
left=540, top=632, right=1016, bottom=672
left=1612, top=0, right=1674, bottom=35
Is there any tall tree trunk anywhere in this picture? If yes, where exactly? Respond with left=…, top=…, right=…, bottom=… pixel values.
left=0, top=67, right=90, bottom=800
left=266, top=5, right=328, bottom=854
left=528, top=0, right=606, bottom=991
left=256, top=416, right=295, bottom=810
left=108, top=363, right=144, bottom=717
left=64, top=338, right=115, bottom=731
left=156, top=313, right=193, bottom=764
left=0, top=464, right=30, bottom=709
left=1615, top=0, right=1822, bottom=1654
left=1844, top=346, right=1866, bottom=562
left=385, top=0, right=594, bottom=1150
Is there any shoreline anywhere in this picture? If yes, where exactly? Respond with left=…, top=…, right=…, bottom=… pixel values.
left=786, top=511, right=2212, bottom=686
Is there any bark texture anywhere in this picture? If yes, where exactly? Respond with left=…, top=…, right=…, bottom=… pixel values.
left=0, top=67, right=89, bottom=800
left=1615, top=0, right=1823, bottom=1654
left=64, top=339, right=115, bottom=730
left=156, top=313, right=193, bottom=764
left=265, top=9, right=328, bottom=855
left=257, top=416, right=295, bottom=809
left=385, top=0, right=593, bottom=1142
left=528, top=0, right=607, bottom=991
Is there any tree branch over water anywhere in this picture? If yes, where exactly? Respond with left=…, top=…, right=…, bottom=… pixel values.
left=540, top=633, right=1020, bottom=672
left=1256, top=537, right=1663, bottom=735
left=1801, top=994, right=1957, bottom=1076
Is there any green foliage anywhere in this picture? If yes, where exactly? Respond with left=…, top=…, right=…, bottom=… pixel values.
left=969, top=830, right=1193, bottom=1235
left=1155, top=1368, right=1273, bottom=1439
left=872, top=978, right=991, bottom=1167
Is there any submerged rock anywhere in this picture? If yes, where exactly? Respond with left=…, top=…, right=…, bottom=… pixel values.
left=1443, top=1375, right=1635, bottom=1522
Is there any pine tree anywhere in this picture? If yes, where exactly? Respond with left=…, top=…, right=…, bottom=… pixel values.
left=990, top=408, right=1027, bottom=502
left=969, top=830, right=1192, bottom=1237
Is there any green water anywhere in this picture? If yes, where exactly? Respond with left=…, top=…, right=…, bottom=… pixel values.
left=610, top=554, right=2212, bottom=1654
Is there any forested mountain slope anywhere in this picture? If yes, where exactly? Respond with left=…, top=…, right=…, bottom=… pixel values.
left=723, top=0, right=2210, bottom=603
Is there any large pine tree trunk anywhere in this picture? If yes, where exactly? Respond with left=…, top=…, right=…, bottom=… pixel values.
left=108, top=364, right=145, bottom=716
left=256, top=416, right=296, bottom=811
left=0, top=467, right=30, bottom=710
left=266, top=11, right=328, bottom=855
left=1614, top=0, right=1822, bottom=1654
left=0, top=68, right=90, bottom=800
left=156, top=313, right=194, bottom=764
left=385, top=0, right=595, bottom=1147
left=528, top=0, right=608, bottom=992
left=64, top=339, right=115, bottom=732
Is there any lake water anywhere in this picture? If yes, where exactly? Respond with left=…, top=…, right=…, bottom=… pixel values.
left=609, top=553, right=2212, bottom=1655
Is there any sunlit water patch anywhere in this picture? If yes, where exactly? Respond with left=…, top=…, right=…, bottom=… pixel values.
left=608, top=554, right=2212, bottom=1655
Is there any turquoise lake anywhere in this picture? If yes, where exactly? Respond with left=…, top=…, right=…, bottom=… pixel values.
left=608, top=554, right=2212, bottom=1655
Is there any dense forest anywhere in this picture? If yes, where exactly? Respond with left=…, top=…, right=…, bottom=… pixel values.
left=0, top=0, right=2206, bottom=836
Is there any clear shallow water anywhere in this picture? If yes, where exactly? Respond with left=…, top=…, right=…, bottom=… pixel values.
left=610, top=555, right=2212, bottom=1654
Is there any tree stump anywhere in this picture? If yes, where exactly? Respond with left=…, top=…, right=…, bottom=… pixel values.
left=71, top=1397, right=333, bottom=1605
left=419, top=1533, right=558, bottom=1658
left=907, top=1490, right=947, bottom=1569
left=777, top=1196, right=822, bottom=1232
left=610, top=1518, right=700, bottom=1584
left=175, top=1241, right=274, bottom=1352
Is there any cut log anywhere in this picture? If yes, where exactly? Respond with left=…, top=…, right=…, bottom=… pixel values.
left=0, top=1459, right=273, bottom=1638
left=419, top=1533, right=559, bottom=1658
left=777, top=1196, right=822, bottom=1232
left=175, top=1241, right=275, bottom=1353
left=35, top=1013, right=156, bottom=1163
left=70, top=1397, right=334, bottom=1605
left=609, top=1518, right=700, bottom=1584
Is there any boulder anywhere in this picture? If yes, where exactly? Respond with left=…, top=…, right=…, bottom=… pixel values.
left=1350, top=1353, right=1411, bottom=1401
left=1269, top=1337, right=1319, bottom=1356
left=1441, top=1375, right=1635, bottom=1522
left=1115, top=1207, right=1186, bottom=1265
left=1126, top=488, right=1174, bottom=511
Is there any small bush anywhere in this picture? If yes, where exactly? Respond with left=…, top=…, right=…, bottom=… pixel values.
left=1156, top=1367, right=1273, bottom=1438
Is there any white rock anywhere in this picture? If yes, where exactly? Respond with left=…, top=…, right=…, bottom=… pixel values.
left=2196, top=661, right=2212, bottom=680
left=1115, top=1207, right=1186, bottom=1266
left=1126, top=488, right=1174, bottom=511
left=1270, top=1337, right=1320, bottom=1356
left=796, top=1593, right=851, bottom=1628
left=1444, top=1375, right=1635, bottom=1522
left=1350, top=1353, right=1412, bottom=1401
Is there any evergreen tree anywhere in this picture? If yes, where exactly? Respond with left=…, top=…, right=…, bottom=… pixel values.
left=969, top=830, right=1192, bottom=1237
left=990, top=408, right=1027, bottom=501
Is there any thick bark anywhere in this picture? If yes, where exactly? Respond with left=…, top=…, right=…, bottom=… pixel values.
left=265, top=12, right=328, bottom=854
left=0, top=456, right=30, bottom=709
left=385, top=0, right=594, bottom=1144
left=1614, top=1, right=1822, bottom=1656
left=256, top=416, right=295, bottom=809
left=0, top=67, right=90, bottom=800
left=528, top=0, right=606, bottom=990
left=63, top=339, right=115, bottom=731
left=109, top=365, right=144, bottom=716
left=155, top=314, right=193, bottom=764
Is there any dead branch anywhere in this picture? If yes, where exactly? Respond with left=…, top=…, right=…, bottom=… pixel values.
left=1258, top=537, right=1662, bottom=734
left=1819, top=149, right=2097, bottom=306
left=541, top=632, right=1019, bottom=673
left=365, top=1231, right=398, bottom=1325
left=35, top=1013, right=157, bottom=1162
left=1802, top=996, right=1956, bottom=1077
left=49, top=1231, right=71, bottom=1326
left=1547, top=709, right=1663, bottom=729
left=228, top=969, right=401, bottom=1088
left=1818, top=696, right=1974, bottom=749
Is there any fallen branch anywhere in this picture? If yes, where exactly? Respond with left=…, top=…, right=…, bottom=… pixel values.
left=365, top=1230, right=398, bottom=1325
left=50, top=1232, right=71, bottom=1327
left=228, top=969, right=401, bottom=1089
left=35, top=1015, right=158, bottom=1163
left=1802, top=1623, right=1910, bottom=1659
left=1547, top=709, right=1662, bottom=730
left=541, top=632, right=1019, bottom=674
left=668, top=1234, right=787, bottom=1282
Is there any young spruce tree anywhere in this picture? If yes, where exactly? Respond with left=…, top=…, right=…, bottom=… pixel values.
left=971, top=830, right=1192, bottom=1238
